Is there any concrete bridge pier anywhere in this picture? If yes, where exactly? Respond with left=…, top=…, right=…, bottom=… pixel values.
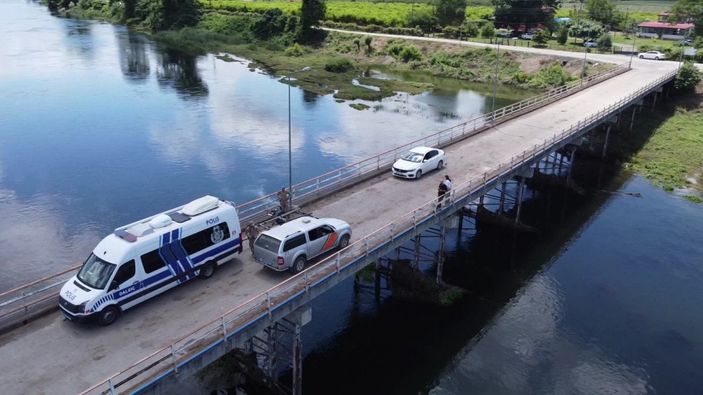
left=629, top=100, right=644, bottom=132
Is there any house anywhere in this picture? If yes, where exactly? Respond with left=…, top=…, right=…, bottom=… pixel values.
left=637, top=12, right=694, bottom=40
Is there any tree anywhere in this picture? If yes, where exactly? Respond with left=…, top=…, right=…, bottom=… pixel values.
left=492, top=0, right=561, bottom=33
left=674, top=62, right=701, bottom=92
left=585, top=0, right=615, bottom=26
left=596, top=33, right=612, bottom=50
left=671, top=0, right=703, bottom=36
left=407, top=8, right=438, bottom=32
left=135, top=0, right=200, bottom=30
left=300, top=0, right=326, bottom=41
left=435, top=0, right=467, bottom=26
left=481, top=23, right=495, bottom=38
left=532, top=28, right=550, bottom=46
left=557, top=26, right=568, bottom=44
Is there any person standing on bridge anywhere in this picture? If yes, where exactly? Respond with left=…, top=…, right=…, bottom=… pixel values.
left=437, top=178, right=449, bottom=209
left=277, top=187, right=290, bottom=214
left=244, top=223, right=259, bottom=254
left=442, top=175, right=452, bottom=192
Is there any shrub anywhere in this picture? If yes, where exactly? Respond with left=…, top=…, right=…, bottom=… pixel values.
left=406, top=8, right=437, bottom=32
left=532, top=29, right=549, bottom=46
left=529, top=65, right=573, bottom=88
left=480, top=23, right=495, bottom=38
left=285, top=43, right=305, bottom=57
left=557, top=27, right=568, bottom=45
left=674, top=62, right=701, bottom=92
left=597, top=33, right=612, bottom=50
left=324, top=58, right=354, bottom=72
left=463, top=22, right=480, bottom=37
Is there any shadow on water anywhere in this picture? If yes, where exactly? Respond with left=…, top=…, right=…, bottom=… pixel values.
left=61, top=18, right=94, bottom=58
left=117, top=31, right=150, bottom=83
left=155, top=45, right=208, bottom=99
left=298, top=160, right=632, bottom=395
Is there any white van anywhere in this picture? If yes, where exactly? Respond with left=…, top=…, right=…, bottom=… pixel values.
left=59, top=195, right=242, bottom=325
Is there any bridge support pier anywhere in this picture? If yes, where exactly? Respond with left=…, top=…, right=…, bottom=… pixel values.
left=629, top=106, right=637, bottom=132
left=652, top=92, right=657, bottom=110
left=515, top=176, right=526, bottom=223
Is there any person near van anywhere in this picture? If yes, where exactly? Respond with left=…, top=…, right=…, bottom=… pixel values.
left=244, top=223, right=259, bottom=254
left=277, top=187, right=290, bottom=214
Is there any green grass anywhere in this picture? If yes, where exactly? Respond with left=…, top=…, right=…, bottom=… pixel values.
left=615, top=86, right=703, bottom=201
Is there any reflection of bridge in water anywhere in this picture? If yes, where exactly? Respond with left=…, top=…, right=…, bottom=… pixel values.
left=0, top=58, right=678, bottom=394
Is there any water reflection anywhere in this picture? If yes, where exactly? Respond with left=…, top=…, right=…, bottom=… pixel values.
left=117, top=31, right=150, bottom=82
left=155, top=46, right=208, bottom=99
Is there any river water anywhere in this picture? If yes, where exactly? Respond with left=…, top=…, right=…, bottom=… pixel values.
left=3, top=2, right=703, bottom=395
left=0, top=1, right=526, bottom=289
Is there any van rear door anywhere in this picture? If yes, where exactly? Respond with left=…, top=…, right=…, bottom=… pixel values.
left=253, top=234, right=282, bottom=268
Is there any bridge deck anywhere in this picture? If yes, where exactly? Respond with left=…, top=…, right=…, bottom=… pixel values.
left=0, top=59, right=676, bottom=394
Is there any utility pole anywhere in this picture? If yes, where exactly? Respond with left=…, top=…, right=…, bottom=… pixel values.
left=491, top=41, right=500, bottom=122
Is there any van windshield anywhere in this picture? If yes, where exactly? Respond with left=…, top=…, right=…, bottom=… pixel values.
left=77, top=254, right=116, bottom=290
left=255, top=234, right=282, bottom=253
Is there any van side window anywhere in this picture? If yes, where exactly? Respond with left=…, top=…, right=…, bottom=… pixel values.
left=283, top=234, right=307, bottom=252
left=112, top=260, right=135, bottom=288
left=182, top=223, right=231, bottom=255
left=141, top=250, right=166, bottom=274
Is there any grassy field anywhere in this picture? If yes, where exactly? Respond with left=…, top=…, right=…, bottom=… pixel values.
left=613, top=84, right=703, bottom=202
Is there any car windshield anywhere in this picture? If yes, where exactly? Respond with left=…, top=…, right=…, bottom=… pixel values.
left=400, top=151, right=424, bottom=163
left=255, top=234, right=282, bottom=253
left=77, top=253, right=116, bottom=289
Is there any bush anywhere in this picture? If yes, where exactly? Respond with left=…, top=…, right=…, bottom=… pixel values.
left=285, top=43, right=305, bottom=56
left=480, top=23, right=495, bottom=38
left=406, top=8, right=437, bottom=32
left=529, top=65, right=573, bottom=88
left=674, top=62, right=701, bottom=92
left=557, top=27, right=568, bottom=45
left=324, top=58, right=354, bottom=72
left=532, top=29, right=549, bottom=46
left=597, top=33, right=612, bottom=50
left=463, top=22, right=480, bottom=37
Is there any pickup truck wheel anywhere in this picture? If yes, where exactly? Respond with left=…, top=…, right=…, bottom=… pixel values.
left=291, top=256, right=306, bottom=274
left=98, top=306, right=120, bottom=326
left=198, top=262, right=216, bottom=279
left=339, top=235, right=350, bottom=249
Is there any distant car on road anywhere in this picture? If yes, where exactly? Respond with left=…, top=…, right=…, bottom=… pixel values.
left=583, top=40, right=598, bottom=48
left=638, top=50, right=667, bottom=60
left=392, top=146, right=446, bottom=179
left=520, top=32, right=534, bottom=40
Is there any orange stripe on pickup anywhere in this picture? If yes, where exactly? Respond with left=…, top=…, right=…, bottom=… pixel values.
left=322, top=233, right=338, bottom=251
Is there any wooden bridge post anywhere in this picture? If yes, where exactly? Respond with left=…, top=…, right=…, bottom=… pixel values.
left=515, top=177, right=526, bottom=223
left=292, top=323, right=302, bottom=395
left=601, top=124, right=612, bottom=158
left=436, top=223, right=446, bottom=284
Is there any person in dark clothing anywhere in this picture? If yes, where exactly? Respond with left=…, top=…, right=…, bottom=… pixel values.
left=437, top=180, right=449, bottom=208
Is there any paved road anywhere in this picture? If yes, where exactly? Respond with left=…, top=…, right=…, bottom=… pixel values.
left=0, top=49, right=678, bottom=394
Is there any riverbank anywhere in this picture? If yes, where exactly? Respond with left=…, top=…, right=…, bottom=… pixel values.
left=57, top=3, right=608, bottom=102
left=613, top=82, right=703, bottom=203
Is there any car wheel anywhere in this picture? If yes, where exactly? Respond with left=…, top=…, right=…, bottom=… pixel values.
left=339, top=234, right=350, bottom=249
left=291, top=256, right=306, bottom=274
left=437, top=160, right=444, bottom=170
left=639, top=55, right=644, bottom=59
left=98, top=305, right=120, bottom=326
left=198, top=262, right=216, bottom=279
left=415, top=170, right=422, bottom=179
left=655, top=57, right=659, bottom=60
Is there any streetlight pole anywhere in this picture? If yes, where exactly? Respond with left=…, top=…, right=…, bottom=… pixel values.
left=581, top=43, right=588, bottom=85
left=491, top=41, right=500, bottom=122
left=629, top=24, right=637, bottom=69
left=285, top=66, right=311, bottom=211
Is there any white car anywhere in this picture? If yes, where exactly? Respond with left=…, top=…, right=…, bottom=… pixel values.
left=638, top=50, right=667, bottom=60
left=392, top=146, right=445, bottom=179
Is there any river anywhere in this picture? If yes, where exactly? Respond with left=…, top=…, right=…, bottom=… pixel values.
left=2, top=2, right=703, bottom=395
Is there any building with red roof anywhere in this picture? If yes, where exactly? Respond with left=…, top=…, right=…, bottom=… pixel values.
left=637, top=12, right=694, bottom=40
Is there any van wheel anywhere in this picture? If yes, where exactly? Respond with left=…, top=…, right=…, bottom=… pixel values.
left=339, top=235, right=350, bottom=249
left=198, top=262, right=216, bottom=279
left=98, top=306, right=120, bottom=326
left=437, top=160, right=444, bottom=170
left=291, top=256, right=306, bottom=274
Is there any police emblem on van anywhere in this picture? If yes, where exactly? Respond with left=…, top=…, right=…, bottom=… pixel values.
left=210, top=225, right=224, bottom=244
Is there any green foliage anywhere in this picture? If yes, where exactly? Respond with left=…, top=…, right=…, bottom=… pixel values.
left=529, top=65, right=573, bottom=88
left=480, top=23, right=495, bottom=38
left=569, top=19, right=603, bottom=39
left=300, top=0, right=326, bottom=40
left=557, top=26, right=568, bottom=44
left=406, top=8, right=438, bottom=31
left=532, top=28, right=550, bottom=46
left=324, top=58, right=354, bottom=72
left=671, top=0, right=703, bottom=36
left=492, top=0, right=560, bottom=31
left=463, top=22, right=480, bottom=37
left=597, top=33, right=612, bottom=50
left=135, top=0, right=201, bottom=31
left=285, top=43, right=305, bottom=56
left=364, top=36, right=373, bottom=52
left=435, top=0, right=467, bottom=26
left=585, top=0, right=616, bottom=25
left=253, top=9, right=299, bottom=40
left=387, top=41, right=422, bottom=62
left=675, top=62, right=702, bottom=92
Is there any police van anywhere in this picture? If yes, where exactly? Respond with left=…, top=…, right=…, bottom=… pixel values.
left=59, top=195, right=242, bottom=325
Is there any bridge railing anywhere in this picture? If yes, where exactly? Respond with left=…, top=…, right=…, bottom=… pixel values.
left=0, top=62, right=629, bottom=335
left=236, top=63, right=629, bottom=223
left=80, top=68, right=675, bottom=395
